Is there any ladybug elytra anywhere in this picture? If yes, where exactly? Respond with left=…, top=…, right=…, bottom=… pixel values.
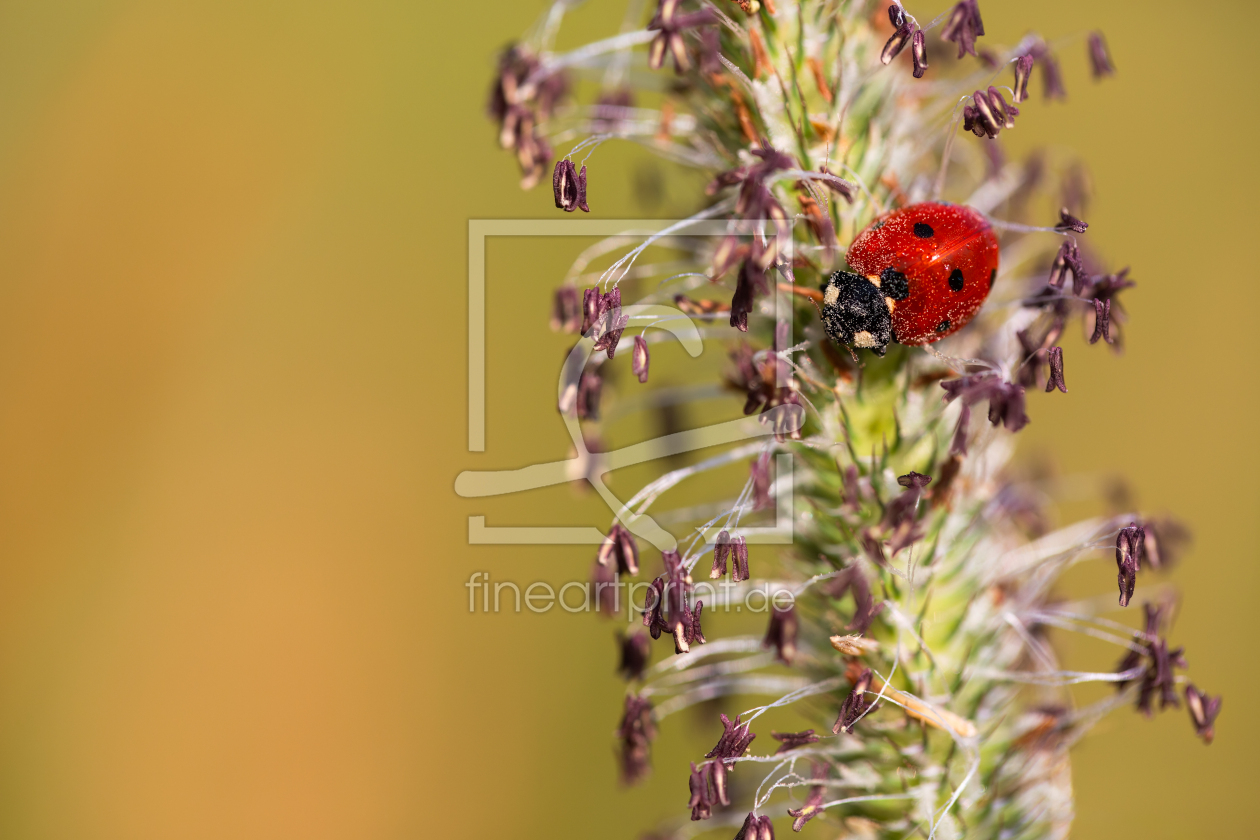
left=821, top=202, right=999, bottom=356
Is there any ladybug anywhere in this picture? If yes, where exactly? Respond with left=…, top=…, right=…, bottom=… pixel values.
left=820, top=202, right=998, bottom=356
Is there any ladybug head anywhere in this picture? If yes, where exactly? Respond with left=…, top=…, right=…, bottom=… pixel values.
left=820, top=271, right=892, bottom=357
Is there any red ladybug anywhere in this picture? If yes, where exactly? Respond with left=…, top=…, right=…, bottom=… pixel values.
left=821, top=202, right=998, bottom=356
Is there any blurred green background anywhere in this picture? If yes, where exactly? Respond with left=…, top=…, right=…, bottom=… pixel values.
left=0, top=0, right=1253, bottom=837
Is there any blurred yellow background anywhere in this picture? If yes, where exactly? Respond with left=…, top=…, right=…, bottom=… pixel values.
left=0, top=0, right=1253, bottom=838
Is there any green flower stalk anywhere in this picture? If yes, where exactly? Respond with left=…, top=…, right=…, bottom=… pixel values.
left=488, top=1, right=1221, bottom=837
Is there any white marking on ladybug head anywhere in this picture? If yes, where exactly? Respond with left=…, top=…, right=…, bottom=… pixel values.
left=852, top=330, right=877, bottom=348
left=884, top=296, right=896, bottom=312
left=823, top=284, right=840, bottom=306
left=867, top=274, right=882, bottom=288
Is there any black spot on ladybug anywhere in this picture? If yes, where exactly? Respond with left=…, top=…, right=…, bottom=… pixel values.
left=871, top=220, right=885, bottom=231
left=879, top=267, right=909, bottom=300
left=990, top=268, right=997, bottom=285
left=935, top=319, right=951, bottom=333
left=948, top=269, right=964, bottom=292
left=913, top=222, right=934, bottom=238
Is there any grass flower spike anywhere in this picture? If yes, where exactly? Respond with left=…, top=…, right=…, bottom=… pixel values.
left=488, top=1, right=1221, bottom=837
